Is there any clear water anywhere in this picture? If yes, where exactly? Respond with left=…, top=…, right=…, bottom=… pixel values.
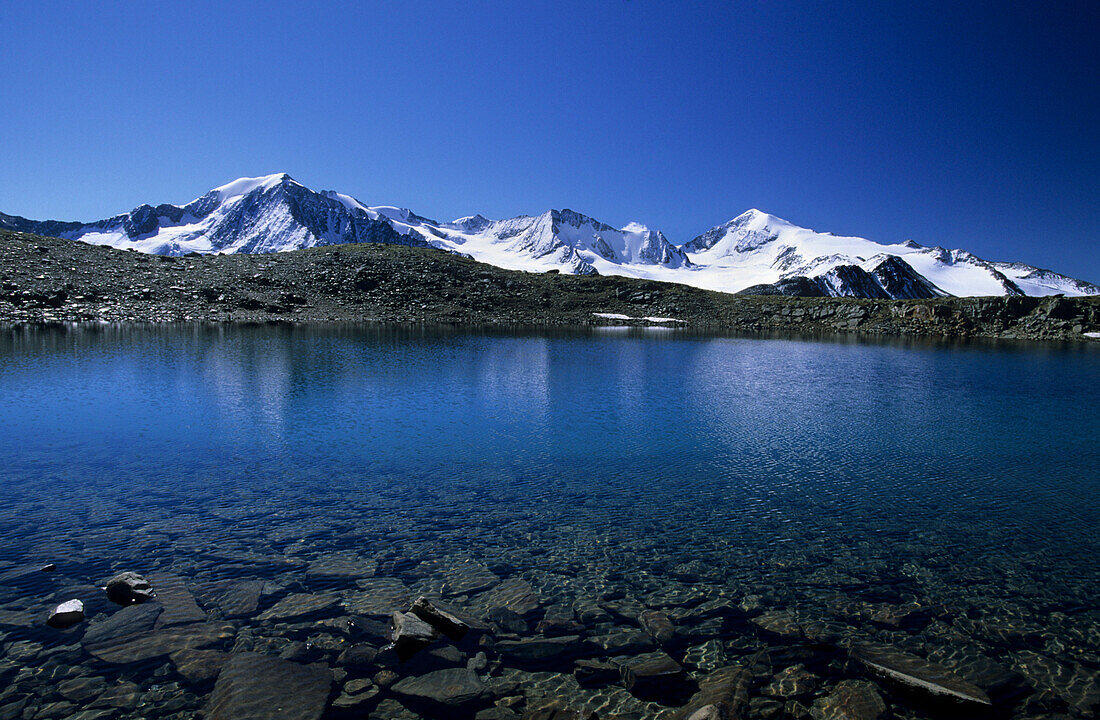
left=0, top=324, right=1098, bottom=719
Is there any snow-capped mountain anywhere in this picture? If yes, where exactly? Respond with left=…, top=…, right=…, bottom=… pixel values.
left=680, top=209, right=1098, bottom=298
left=0, top=174, right=424, bottom=256
left=2, top=175, right=1096, bottom=299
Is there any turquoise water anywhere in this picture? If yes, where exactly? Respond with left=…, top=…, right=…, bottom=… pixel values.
left=0, top=324, right=1098, bottom=719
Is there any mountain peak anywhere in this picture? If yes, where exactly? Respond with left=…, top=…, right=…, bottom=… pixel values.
left=210, top=173, right=298, bottom=200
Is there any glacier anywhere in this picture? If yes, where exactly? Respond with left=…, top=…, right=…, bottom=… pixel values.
left=1, top=174, right=1096, bottom=299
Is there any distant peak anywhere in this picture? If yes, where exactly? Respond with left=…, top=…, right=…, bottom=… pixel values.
left=210, top=173, right=297, bottom=199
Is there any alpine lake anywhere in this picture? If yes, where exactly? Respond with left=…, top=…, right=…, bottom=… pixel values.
left=0, top=323, right=1098, bottom=720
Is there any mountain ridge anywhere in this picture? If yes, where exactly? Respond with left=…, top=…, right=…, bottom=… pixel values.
left=2, top=174, right=1096, bottom=299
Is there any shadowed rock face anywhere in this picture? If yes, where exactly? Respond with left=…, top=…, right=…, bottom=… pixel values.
left=205, top=653, right=332, bottom=720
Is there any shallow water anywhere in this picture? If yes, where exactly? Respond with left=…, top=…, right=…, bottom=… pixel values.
left=0, top=324, right=1098, bottom=719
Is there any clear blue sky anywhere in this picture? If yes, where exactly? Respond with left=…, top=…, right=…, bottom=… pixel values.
left=2, top=1, right=1097, bottom=281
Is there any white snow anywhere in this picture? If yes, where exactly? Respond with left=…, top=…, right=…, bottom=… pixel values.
left=1085, top=332, right=1100, bottom=339
left=593, top=313, right=632, bottom=320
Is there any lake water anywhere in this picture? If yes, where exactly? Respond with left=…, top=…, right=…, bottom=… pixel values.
left=0, top=324, right=1098, bottom=719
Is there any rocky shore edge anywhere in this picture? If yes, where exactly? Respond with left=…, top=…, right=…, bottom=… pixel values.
left=1, top=229, right=1097, bottom=342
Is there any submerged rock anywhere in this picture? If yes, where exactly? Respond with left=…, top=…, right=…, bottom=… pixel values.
left=105, top=572, right=156, bottom=605
left=810, top=680, right=885, bottom=720
left=390, top=667, right=488, bottom=707
left=46, top=599, right=84, bottom=629
left=676, top=664, right=750, bottom=720
left=852, top=642, right=991, bottom=707
left=256, top=593, right=339, bottom=622
left=206, top=652, right=332, bottom=720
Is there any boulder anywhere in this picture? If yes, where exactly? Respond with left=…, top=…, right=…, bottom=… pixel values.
left=105, top=572, right=156, bottom=605
left=390, top=611, right=440, bottom=662
left=676, top=665, right=750, bottom=720
left=47, top=599, right=85, bottom=629
left=639, top=610, right=676, bottom=644
left=410, top=596, right=470, bottom=641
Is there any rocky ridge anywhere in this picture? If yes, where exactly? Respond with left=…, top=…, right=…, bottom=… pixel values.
left=1, top=229, right=1098, bottom=342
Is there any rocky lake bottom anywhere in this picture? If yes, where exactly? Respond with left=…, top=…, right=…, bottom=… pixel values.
left=0, top=324, right=1097, bottom=720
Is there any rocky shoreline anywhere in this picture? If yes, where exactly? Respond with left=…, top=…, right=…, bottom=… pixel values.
left=2, top=229, right=1098, bottom=341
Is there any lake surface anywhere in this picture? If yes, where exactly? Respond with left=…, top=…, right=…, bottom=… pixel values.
left=0, top=324, right=1098, bottom=719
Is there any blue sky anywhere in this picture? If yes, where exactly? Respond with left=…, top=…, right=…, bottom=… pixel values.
left=2, top=1, right=1097, bottom=281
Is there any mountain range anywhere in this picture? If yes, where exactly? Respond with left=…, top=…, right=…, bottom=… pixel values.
left=2, top=173, right=1096, bottom=299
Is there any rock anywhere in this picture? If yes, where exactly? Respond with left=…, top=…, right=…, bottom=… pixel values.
left=82, top=603, right=162, bottom=648
left=472, top=577, right=540, bottom=615
left=684, top=706, right=721, bottom=720
left=521, top=699, right=597, bottom=720
left=104, top=572, right=156, bottom=605
left=171, top=648, right=229, bottom=684
left=46, top=599, right=84, bottom=629
left=619, top=650, right=685, bottom=701
left=149, top=573, right=206, bottom=627
left=442, top=560, right=500, bottom=596
left=337, top=642, right=379, bottom=668
left=89, top=682, right=142, bottom=710
left=536, top=603, right=583, bottom=636
left=639, top=609, right=676, bottom=644
left=306, top=553, right=377, bottom=579
left=390, top=611, right=440, bottom=662
left=810, top=680, right=885, bottom=720
left=206, top=653, right=332, bottom=720
left=410, top=596, right=470, bottom=641
left=344, top=577, right=411, bottom=617
left=211, top=580, right=266, bottom=618
left=495, top=635, right=583, bottom=668
left=57, top=676, right=108, bottom=703
left=574, top=658, right=622, bottom=687
left=751, top=611, right=803, bottom=642
left=467, top=650, right=488, bottom=672
left=676, top=665, right=750, bottom=720
left=256, top=593, right=340, bottom=622
left=586, top=628, right=654, bottom=655
left=486, top=606, right=528, bottom=633
left=86, top=621, right=232, bottom=664
left=390, top=667, right=488, bottom=707
left=763, top=664, right=819, bottom=698
left=852, top=642, right=991, bottom=707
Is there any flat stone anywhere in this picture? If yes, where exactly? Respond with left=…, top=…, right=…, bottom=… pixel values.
left=495, top=635, right=583, bottom=668
left=212, top=580, right=266, bottom=618
left=587, top=629, right=654, bottom=655
left=257, top=593, right=340, bottom=622
left=751, top=611, right=803, bottom=642
left=206, top=653, right=332, bottom=720
left=810, top=680, right=886, bottom=720
left=472, top=577, right=540, bottom=614
left=391, top=668, right=488, bottom=707
left=86, top=620, right=232, bottom=664
left=57, top=676, right=108, bottom=703
left=82, top=603, right=162, bottom=647
left=620, top=650, right=683, bottom=691
left=306, top=553, right=377, bottom=579
left=852, top=643, right=991, bottom=707
left=171, top=648, right=230, bottom=684
left=344, top=578, right=410, bottom=617
left=89, top=682, right=141, bottom=710
left=149, top=573, right=206, bottom=627
left=441, top=560, right=500, bottom=597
